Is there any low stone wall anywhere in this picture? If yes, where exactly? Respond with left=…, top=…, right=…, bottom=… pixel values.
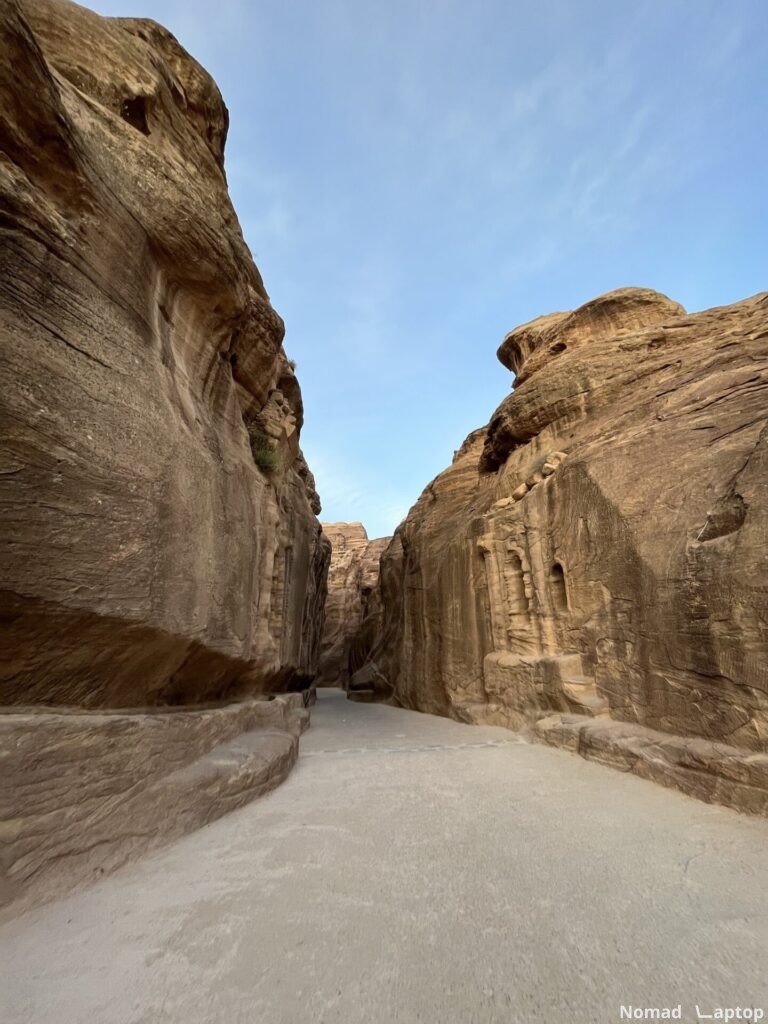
left=534, top=714, right=768, bottom=816
left=0, top=694, right=308, bottom=918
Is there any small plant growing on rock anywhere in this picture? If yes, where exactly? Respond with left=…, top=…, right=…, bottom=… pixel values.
left=247, top=425, right=280, bottom=474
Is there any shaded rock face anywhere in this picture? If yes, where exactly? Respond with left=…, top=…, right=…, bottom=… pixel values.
left=0, top=0, right=330, bottom=707
left=358, top=288, right=768, bottom=812
left=316, top=522, right=388, bottom=688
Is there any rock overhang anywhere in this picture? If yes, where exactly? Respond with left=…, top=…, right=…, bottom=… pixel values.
left=497, top=287, right=687, bottom=385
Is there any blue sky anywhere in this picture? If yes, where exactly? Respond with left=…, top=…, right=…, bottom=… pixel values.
left=91, top=0, right=768, bottom=538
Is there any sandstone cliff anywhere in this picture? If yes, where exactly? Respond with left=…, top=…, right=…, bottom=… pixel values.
left=355, top=288, right=768, bottom=813
left=317, top=522, right=388, bottom=688
left=0, top=0, right=330, bottom=912
left=0, top=0, right=330, bottom=708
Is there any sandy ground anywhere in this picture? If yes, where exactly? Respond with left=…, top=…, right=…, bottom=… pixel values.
left=3, top=688, right=768, bottom=1024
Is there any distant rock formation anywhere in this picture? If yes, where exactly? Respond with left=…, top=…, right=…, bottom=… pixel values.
left=317, top=522, right=388, bottom=689
left=0, top=0, right=329, bottom=910
left=0, top=0, right=330, bottom=708
left=354, top=288, right=768, bottom=813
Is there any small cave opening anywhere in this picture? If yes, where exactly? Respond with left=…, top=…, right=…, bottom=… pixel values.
left=121, top=96, right=150, bottom=135
left=549, top=342, right=567, bottom=356
left=697, top=492, right=747, bottom=542
left=551, top=561, right=569, bottom=614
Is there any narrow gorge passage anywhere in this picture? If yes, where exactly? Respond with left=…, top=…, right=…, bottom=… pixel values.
left=2, top=3, right=768, bottom=1021
left=4, top=688, right=767, bottom=1024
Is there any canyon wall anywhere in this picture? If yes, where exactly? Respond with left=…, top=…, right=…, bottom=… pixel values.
left=0, top=0, right=329, bottom=910
left=0, top=0, right=330, bottom=708
left=355, top=288, right=768, bottom=813
left=317, top=522, right=388, bottom=689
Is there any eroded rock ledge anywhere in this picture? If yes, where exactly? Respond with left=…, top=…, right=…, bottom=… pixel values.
left=0, top=694, right=308, bottom=917
left=353, top=287, right=768, bottom=814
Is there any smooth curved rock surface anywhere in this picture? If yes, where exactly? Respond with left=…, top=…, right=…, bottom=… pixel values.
left=355, top=288, right=768, bottom=813
left=0, top=0, right=329, bottom=708
left=0, top=693, right=308, bottom=917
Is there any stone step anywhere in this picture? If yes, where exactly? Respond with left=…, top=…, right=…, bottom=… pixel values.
left=572, top=694, right=610, bottom=717
left=563, top=675, right=596, bottom=688
left=562, top=676, right=609, bottom=718
left=534, top=713, right=768, bottom=815
left=157, top=727, right=299, bottom=821
left=549, top=653, right=584, bottom=677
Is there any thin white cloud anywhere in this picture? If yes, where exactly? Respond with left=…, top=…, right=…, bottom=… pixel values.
left=302, top=441, right=412, bottom=537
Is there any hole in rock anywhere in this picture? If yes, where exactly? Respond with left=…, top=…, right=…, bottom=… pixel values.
left=551, top=561, right=569, bottom=613
left=697, top=493, right=747, bottom=542
left=121, top=96, right=150, bottom=135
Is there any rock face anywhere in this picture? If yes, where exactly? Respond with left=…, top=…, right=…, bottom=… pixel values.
left=0, top=0, right=330, bottom=708
left=356, top=288, right=768, bottom=813
left=0, top=0, right=331, bottom=911
left=317, top=522, right=388, bottom=688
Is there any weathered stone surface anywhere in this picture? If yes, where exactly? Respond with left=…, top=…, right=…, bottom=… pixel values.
left=356, top=288, right=768, bottom=812
left=0, top=693, right=308, bottom=916
left=534, top=715, right=768, bottom=816
left=317, top=522, right=388, bottom=688
left=0, top=0, right=329, bottom=707
left=0, top=0, right=332, bottom=912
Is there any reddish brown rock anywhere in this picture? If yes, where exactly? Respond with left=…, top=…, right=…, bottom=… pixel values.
left=0, top=0, right=331, bottom=911
left=0, top=0, right=330, bottom=708
left=357, top=288, right=768, bottom=813
left=317, top=522, right=388, bottom=688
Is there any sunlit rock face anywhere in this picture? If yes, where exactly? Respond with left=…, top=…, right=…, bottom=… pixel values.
left=317, top=523, right=388, bottom=689
left=0, top=0, right=330, bottom=707
left=357, top=288, right=768, bottom=812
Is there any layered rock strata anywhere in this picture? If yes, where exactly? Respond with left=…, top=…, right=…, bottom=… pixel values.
left=355, top=288, right=768, bottom=813
left=317, top=522, right=388, bottom=688
left=0, top=0, right=329, bottom=707
left=0, top=693, right=308, bottom=917
left=0, top=0, right=330, bottom=910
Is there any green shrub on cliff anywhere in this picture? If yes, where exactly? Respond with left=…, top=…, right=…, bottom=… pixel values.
left=247, top=425, right=280, bottom=474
